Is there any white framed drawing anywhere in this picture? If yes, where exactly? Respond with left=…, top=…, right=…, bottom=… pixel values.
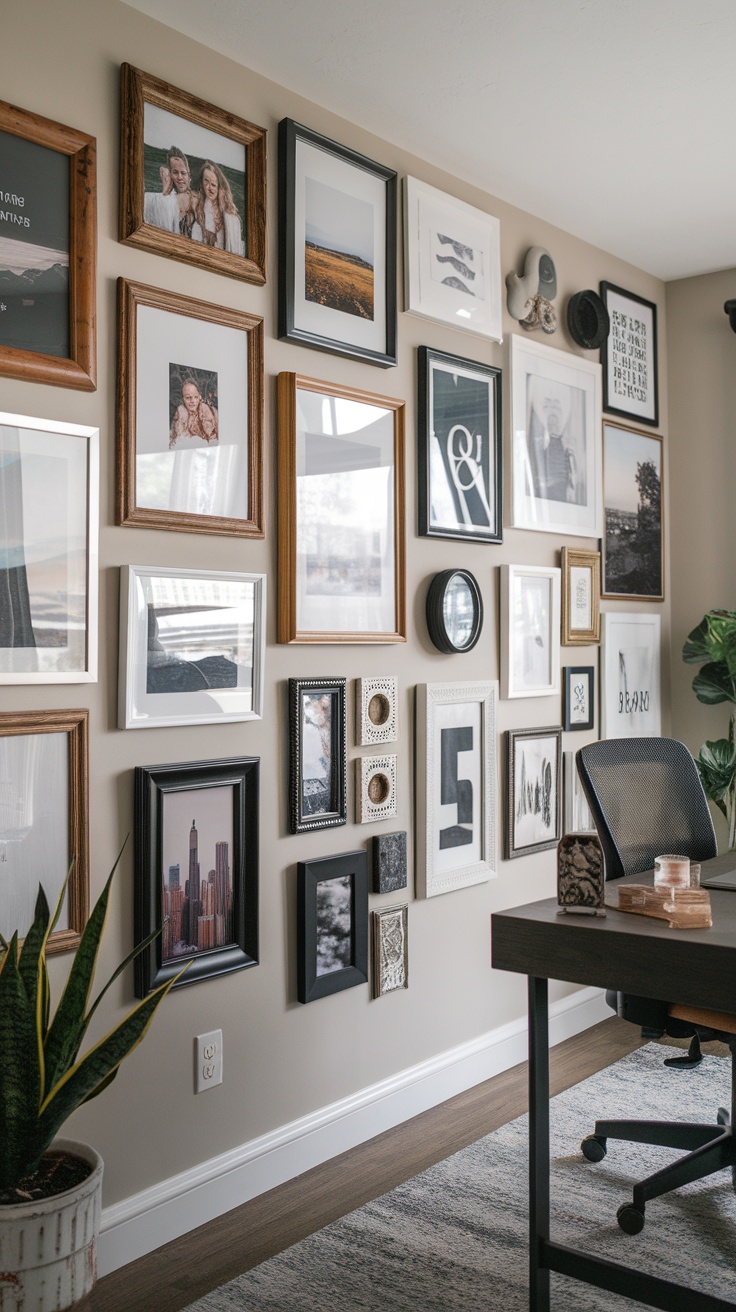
left=509, top=334, right=602, bottom=537
left=506, top=726, right=562, bottom=859
left=563, top=750, right=595, bottom=834
left=601, top=612, right=661, bottom=739
left=500, top=564, right=561, bottom=699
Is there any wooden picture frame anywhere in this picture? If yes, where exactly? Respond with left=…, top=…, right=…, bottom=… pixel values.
left=297, top=850, right=369, bottom=1004
left=119, top=64, right=266, bottom=285
left=563, top=665, right=595, bottom=732
left=602, top=422, right=664, bottom=601
left=500, top=563, right=561, bottom=699
left=277, top=372, right=406, bottom=643
left=561, top=546, right=601, bottom=645
left=506, top=726, right=562, bottom=859
left=117, top=278, right=263, bottom=537
left=288, top=677, right=347, bottom=834
left=600, top=282, right=659, bottom=427
left=0, top=708, right=88, bottom=955
left=372, top=903, right=409, bottom=998
left=0, top=99, right=96, bottom=389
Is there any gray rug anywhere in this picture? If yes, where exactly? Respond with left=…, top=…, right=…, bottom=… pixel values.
left=183, top=1044, right=736, bottom=1310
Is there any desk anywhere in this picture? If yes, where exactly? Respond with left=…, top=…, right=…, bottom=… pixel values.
left=491, top=852, right=736, bottom=1312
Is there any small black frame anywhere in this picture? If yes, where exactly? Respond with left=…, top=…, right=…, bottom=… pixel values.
left=563, top=666, right=595, bottom=732
left=297, top=849, right=369, bottom=1004
left=600, top=281, right=659, bottom=427
left=425, top=568, right=483, bottom=653
left=289, top=677, right=347, bottom=833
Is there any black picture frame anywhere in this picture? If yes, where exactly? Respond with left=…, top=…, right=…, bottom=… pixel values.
left=134, top=756, right=259, bottom=996
left=602, top=421, right=664, bottom=601
left=289, top=678, right=347, bottom=833
left=563, top=666, right=595, bottom=732
left=297, top=850, right=369, bottom=1004
left=506, top=727, right=562, bottom=859
left=425, top=568, right=483, bottom=653
left=278, top=118, right=397, bottom=366
left=418, top=346, right=502, bottom=541
left=600, top=281, right=659, bottom=427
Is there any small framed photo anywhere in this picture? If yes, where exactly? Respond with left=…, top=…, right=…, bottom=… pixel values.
left=500, top=564, right=561, bottom=699
left=289, top=678, right=346, bottom=834
left=0, top=708, right=88, bottom=955
left=601, top=612, right=661, bottom=739
left=563, top=751, right=595, bottom=834
left=134, top=756, right=259, bottom=996
left=506, top=727, right=562, bottom=859
left=510, top=334, right=602, bottom=537
left=119, top=565, right=266, bottom=729
left=356, top=676, right=398, bottom=746
left=0, top=411, right=98, bottom=684
left=415, top=681, right=498, bottom=898
left=561, top=547, right=600, bottom=646
left=563, top=666, right=595, bottom=732
left=403, top=177, right=502, bottom=341
left=278, top=119, right=397, bottom=366
left=0, top=99, right=96, bottom=390
left=372, top=903, right=408, bottom=998
left=602, top=422, right=664, bottom=600
left=297, top=850, right=369, bottom=1004
left=600, top=282, right=659, bottom=426
left=277, top=373, right=405, bottom=643
left=417, top=347, right=502, bottom=542
left=119, top=65, right=266, bottom=285
left=117, top=279, right=263, bottom=538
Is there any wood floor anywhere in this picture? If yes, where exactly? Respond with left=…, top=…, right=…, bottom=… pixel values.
left=86, top=1017, right=641, bottom=1312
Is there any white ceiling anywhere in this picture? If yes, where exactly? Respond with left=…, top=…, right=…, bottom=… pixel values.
left=126, top=0, right=736, bottom=282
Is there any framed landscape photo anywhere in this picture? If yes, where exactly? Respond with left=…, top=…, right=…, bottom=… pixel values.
left=119, top=565, right=266, bottom=729
left=563, top=665, right=595, bottom=732
left=134, top=756, right=259, bottom=996
left=119, top=65, right=266, bottom=285
left=600, top=282, right=658, bottom=426
left=277, top=372, right=405, bottom=643
left=0, top=411, right=98, bottom=684
left=297, top=850, right=369, bottom=1004
left=117, top=279, right=263, bottom=537
left=602, top=422, right=664, bottom=600
left=500, top=564, right=561, bottom=699
left=289, top=677, right=347, bottom=834
left=0, top=99, right=96, bottom=389
left=404, top=177, right=502, bottom=342
left=510, top=334, right=602, bottom=538
left=601, top=612, right=661, bottom=739
left=417, top=346, right=502, bottom=542
left=561, top=546, right=600, bottom=645
left=506, top=726, right=562, bottom=859
left=278, top=118, right=397, bottom=366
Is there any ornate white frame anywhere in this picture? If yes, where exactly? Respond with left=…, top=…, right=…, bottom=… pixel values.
left=500, top=563, right=561, bottom=699
left=355, top=675, right=398, bottom=745
left=356, top=754, right=398, bottom=824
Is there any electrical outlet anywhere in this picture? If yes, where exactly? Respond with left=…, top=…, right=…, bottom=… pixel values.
left=194, top=1030, right=223, bottom=1094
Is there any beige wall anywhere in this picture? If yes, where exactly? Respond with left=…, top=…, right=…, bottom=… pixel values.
left=1, top=0, right=668, bottom=1212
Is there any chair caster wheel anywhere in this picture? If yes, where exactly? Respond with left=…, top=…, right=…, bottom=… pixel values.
left=581, top=1134, right=607, bottom=1162
left=617, top=1203, right=645, bottom=1234
left=717, top=1107, right=730, bottom=1127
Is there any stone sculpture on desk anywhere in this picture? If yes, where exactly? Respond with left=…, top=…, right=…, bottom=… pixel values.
left=557, top=831, right=605, bottom=916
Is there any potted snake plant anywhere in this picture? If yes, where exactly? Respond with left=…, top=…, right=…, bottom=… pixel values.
left=683, top=608, right=736, bottom=849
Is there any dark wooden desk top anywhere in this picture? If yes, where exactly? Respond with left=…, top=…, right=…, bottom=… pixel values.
left=492, top=852, right=736, bottom=1014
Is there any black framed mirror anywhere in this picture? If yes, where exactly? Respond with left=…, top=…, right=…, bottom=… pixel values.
left=425, top=569, right=483, bottom=653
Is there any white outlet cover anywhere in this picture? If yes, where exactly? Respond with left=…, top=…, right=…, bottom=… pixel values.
left=194, top=1029, right=223, bottom=1094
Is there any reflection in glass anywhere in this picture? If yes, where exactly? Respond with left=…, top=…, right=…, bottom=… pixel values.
left=443, top=573, right=475, bottom=649
left=143, top=574, right=255, bottom=703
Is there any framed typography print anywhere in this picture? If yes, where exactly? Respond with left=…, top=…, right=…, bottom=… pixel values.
left=0, top=708, right=88, bottom=955
left=415, top=681, right=498, bottom=898
left=134, top=756, right=259, bottom=996
left=297, top=850, right=369, bottom=1004
left=0, top=99, right=96, bottom=389
left=0, top=411, right=98, bottom=683
left=600, top=282, right=658, bottom=426
left=563, top=665, right=595, bottom=732
left=120, top=65, right=266, bottom=285
left=601, top=612, right=661, bottom=739
left=278, top=118, right=397, bottom=366
left=506, top=726, right=562, bottom=859
left=602, top=422, right=664, bottom=600
left=289, top=677, right=347, bottom=834
left=372, top=903, right=408, bottom=998
left=500, top=563, right=561, bottom=699
left=277, top=373, right=405, bottom=643
left=418, top=347, right=502, bottom=542
left=510, top=334, right=602, bottom=537
left=117, top=279, right=263, bottom=537
left=561, top=546, right=600, bottom=645
left=119, top=565, right=266, bottom=729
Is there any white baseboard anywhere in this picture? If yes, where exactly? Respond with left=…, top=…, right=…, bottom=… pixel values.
left=99, top=985, right=608, bottom=1277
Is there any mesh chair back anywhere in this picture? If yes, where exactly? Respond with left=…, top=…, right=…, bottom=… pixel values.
left=576, top=738, right=717, bottom=881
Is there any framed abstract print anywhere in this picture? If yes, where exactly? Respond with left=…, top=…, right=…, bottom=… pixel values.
left=279, top=118, right=397, bottom=366
left=561, top=546, right=600, bottom=645
left=277, top=373, right=405, bottom=643
left=500, top=564, right=561, bottom=699
left=119, top=65, right=266, bottom=285
left=117, top=279, right=263, bottom=537
left=288, top=677, right=347, bottom=834
left=506, top=726, right=562, bottom=859
left=602, top=422, right=664, bottom=600
left=600, top=282, right=659, bottom=426
left=563, top=665, right=595, bottom=732
left=601, top=612, right=661, bottom=739
left=0, top=98, right=96, bottom=389
left=417, top=346, right=502, bottom=542
left=297, top=850, right=369, bottom=1004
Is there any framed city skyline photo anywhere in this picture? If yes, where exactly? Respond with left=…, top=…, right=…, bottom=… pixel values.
left=278, top=118, right=397, bottom=366
left=500, top=563, right=561, bottom=699
left=601, top=612, right=662, bottom=739
left=563, top=665, right=595, bottom=732
left=602, top=421, right=664, bottom=600
left=120, top=65, right=266, bottom=284
left=297, top=850, right=369, bottom=1004
left=506, top=726, right=562, bottom=859
left=600, top=282, right=659, bottom=427
left=561, top=546, right=600, bottom=646
left=289, top=677, right=347, bottom=834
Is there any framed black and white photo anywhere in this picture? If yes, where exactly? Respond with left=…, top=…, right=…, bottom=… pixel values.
left=602, top=422, right=664, bottom=600
left=600, top=282, right=659, bottom=427
left=563, top=751, right=595, bottom=835
left=417, top=347, right=502, bottom=542
left=289, top=678, right=347, bottom=834
left=506, top=726, right=562, bottom=859
left=601, top=612, right=661, bottom=739
left=510, top=334, right=602, bottom=537
left=279, top=119, right=397, bottom=366
left=563, top=666, right=595, bottom=732
left=415, top=681, right=497, bottom=898
left=297, top=850, right=369, bottom=1004
left=372, top=903, right=408, bottom=998
left=119, top=566, right=266, bottom=729
left=500, top=564, right=561, bottom=699
left=404, top=177, right=502, bottom=341
left=0, top=411, right=98, bottom=684
left=561, top=546, right=600, bottom=645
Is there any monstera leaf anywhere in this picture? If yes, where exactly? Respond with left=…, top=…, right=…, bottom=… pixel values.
left=696, top=736, right=736, bottom=818
left=683, top=611, right=736, bottom=705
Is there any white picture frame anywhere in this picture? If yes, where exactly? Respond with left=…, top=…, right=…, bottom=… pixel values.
left=601, top=612, right=661, bottom=739
left=563, top=750, right=596, bottom=834
left=355, top=675, right=398, bottom=745
left=500, top=563, right=561, bottom=699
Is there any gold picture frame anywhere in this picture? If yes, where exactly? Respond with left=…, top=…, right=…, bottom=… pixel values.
left=561, top=546, right=601, bottom=646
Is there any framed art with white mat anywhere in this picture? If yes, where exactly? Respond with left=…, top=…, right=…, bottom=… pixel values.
left=601, top=612, right=661, bottom=738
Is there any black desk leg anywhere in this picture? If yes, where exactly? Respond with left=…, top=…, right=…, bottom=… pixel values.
left=529, top=975, right=550, bottom=1312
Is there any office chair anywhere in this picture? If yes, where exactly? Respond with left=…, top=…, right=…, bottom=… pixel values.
left=575, top=737, right=736, bottom=1234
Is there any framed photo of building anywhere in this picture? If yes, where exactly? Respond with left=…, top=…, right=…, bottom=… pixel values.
left=500, top=563, right=561, bottom=699
left=602, top=422, right=664, bottom=600
left=561, top=546, right=600, bottom=645
left=506, top=726, right=562, bottom=859
left=119, top=65, right=266, bottom=285
left=372, top=903, right=408, bottom=998
left=297, top=850, right=369, bottom=1004
left=288, top=677, right=347, bottom=834
left=600, top=282, right=659, bottom=427
left=563, top=665, right=595, bottom=732
left=601, top=612, right=661, bottom=739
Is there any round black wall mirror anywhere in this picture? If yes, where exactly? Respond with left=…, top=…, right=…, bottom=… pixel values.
left=426, top=569, right=483, bottom=653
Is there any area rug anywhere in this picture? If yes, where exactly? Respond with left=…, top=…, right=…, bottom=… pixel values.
left=183, top=1044, right=736, bottom=1310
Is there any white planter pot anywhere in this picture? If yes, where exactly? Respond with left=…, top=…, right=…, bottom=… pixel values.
left=0, top=1138, right=103, bottom=1312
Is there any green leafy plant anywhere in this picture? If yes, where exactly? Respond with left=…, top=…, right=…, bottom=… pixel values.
left=682, top=609, right=736, bottom=849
